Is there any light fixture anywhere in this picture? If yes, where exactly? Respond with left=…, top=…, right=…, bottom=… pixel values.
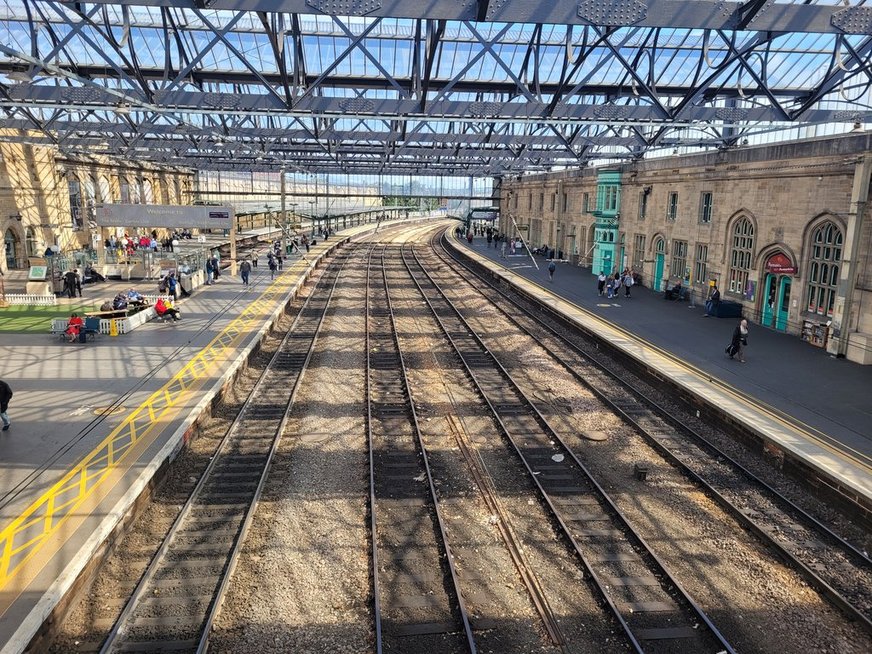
left=9, top=213, right=22, bottom=222
left=852, top=121, right=864, bottom=132
left=741, top=138, right=749, bottom=146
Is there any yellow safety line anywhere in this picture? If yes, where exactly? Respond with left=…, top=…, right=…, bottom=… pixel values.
left=453, top=233, right=872, bottom=473
left=0, top=257, right=312, bottom=589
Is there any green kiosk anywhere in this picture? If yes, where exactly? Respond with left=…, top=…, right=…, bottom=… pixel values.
left=591, top=170, right=622, bottom=277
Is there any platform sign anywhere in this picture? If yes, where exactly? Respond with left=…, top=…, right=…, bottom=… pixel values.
left=96, top=204, right=234, bottom=229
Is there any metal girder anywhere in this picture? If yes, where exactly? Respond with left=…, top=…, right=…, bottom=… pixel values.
left=2, top=1, right=871, bottom=176
left=4, top=83, right=870, bottom=125
left=50, top=1, right=863, bottom=36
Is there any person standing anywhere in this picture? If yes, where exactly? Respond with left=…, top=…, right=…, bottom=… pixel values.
left=597, top=271, right=606, bottom=296
left=547, top=259, right=556, bottom=282
left=167, top=272, right=178, bottom=300
left=240, top=259, right=252, bottom=286
left=623, top=270, right=634, bottom=298
left=205, top=258, right=214, bottom=285
left=0, top=379, right=12, bottom=431
left=729, top=318, right=749, bottom=362
left=704, top=284, right=721, bottom=317
left=268, top=255, right=278, bottom=280
left=63, top=269, right=78, bottom=298
left=500, top=239, right=507, bottom=259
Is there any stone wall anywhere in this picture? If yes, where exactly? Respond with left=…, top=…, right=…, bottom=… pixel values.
left=0, top=132, right=193, bottom=273
left=500, top=133, right=872, bottom=364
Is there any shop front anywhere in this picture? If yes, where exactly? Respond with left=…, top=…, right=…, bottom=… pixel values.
left=761, top=252, right=797, bottom=332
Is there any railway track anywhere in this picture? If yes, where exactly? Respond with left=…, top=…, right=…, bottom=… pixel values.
left=434, top=231, right=872, bottom=635
left=400, top=242, right=734, bottom=654
left=365, top=244, right=476, bottom=653
left=97, top=247, right=351, bottom=654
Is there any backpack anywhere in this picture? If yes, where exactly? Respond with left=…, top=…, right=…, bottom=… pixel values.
left=158, top=278, right=168, bottom=293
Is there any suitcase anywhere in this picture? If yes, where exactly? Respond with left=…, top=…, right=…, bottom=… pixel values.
left=725, top=342, right=738, bottom=357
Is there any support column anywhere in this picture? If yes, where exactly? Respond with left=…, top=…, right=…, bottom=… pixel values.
left=280, top=166, right=287, bottom=255
left=831, top=153, right=871, bottom=360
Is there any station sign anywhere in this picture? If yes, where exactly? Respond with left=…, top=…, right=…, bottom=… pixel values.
left=95, top=204, right=234, bottom=229
left=765, top=252, right=797, bottom=275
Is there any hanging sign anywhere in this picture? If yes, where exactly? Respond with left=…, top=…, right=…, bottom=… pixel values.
left=765, top=252, right=797, bottom=275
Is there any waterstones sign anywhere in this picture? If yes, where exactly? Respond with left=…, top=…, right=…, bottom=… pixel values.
left=95, top=204, right=234, bottom=229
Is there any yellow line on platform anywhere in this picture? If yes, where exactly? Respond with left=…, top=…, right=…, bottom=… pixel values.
left=0, top=259, right=311, bottom=590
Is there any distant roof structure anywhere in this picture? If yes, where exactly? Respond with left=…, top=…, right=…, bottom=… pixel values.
left=1, top=1, right=871, bottom=176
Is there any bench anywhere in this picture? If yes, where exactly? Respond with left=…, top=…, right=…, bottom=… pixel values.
left=49, top=316, right=100, bottom=342
left=710, top=300, right=743, bottom=318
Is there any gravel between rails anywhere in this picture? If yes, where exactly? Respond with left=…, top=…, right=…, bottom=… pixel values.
left=209, top=248, right=372, bottom=653
left=390, top=256, right=629, bottom=654
left=422, top=244, right=872, bottom=654
left=50, top=290, right=311, bottom=653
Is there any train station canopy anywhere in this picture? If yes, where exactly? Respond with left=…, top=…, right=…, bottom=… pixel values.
left=1, top=1, right=871, bottom=176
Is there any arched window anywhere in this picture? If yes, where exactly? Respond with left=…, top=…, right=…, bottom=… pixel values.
left=98, top=175, right=112, bottom=203
left=119, top=177, right=131, bottom=204
left=728, top=217, right=754, bottom=294
left=806, top=221, right=843, bottom=317
left=68, top=178, right=82, bottom=230
left=25, top=227, right=39, bottom=257
left=84, top=177, right=97, bottom=226
left=130, top=178, right=142, bottom=204
left=143, top=178, right=154, bottom=204
left=655, top=237, right=665, bottom=254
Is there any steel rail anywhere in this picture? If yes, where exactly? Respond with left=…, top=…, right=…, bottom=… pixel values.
left=401, top=241, right=735, bottom=654
left=366, top=242, right=477, bottom=653
left=99, top=246, right=352, bottom=654
left=435, top=231, right=872, bottom=635
left=443, top=414, right=568, bottom=650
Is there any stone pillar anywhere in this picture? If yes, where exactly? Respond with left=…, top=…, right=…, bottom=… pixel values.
left=829, top=153, right=871, bottom=358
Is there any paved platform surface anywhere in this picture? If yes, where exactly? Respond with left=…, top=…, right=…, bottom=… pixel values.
left=451, top=233, right=872, bottom=498
left=0, top=217, right=407, bottom=653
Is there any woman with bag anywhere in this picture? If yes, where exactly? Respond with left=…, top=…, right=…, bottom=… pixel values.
left=727, top=318, right=749, bottom=362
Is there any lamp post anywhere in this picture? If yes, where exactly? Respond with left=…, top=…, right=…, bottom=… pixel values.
left=308, top=200, right=315, bottom=236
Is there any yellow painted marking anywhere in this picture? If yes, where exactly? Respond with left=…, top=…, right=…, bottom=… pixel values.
left=0, top=255, right=321, bottom=590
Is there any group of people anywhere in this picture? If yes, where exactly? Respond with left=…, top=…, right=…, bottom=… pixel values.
left=597, top=269, right=636, bottom=299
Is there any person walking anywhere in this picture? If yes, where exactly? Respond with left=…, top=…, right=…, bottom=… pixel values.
left=0, top=379, right=12, bottom=431
left=240, top=259, right=252, bottom=286
left=205, top=258, right=214, bottom=285
left=597, top=271, right=606, bottom=296
left=268, top=255, right=278, bottom=280
left=606, top=275, right=615, bottom=299
left=500, top=239, right=507, bottom=259
left=727, top=318, right=749, bottom=362
left=547, top=259, right=556, bottom=282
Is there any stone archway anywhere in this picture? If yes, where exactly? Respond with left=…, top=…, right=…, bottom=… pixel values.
left=4, top=227, right=22, bottom=270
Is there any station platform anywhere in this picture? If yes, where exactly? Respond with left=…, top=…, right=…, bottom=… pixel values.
left=0, top=217, right=410, bottom=653
left=448, top=232, right=872, bottom=512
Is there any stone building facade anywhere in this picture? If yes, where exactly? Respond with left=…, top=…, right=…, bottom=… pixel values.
left=499, top=133, right=872, bottom=365
left=1, top=134, right=193, bottom=273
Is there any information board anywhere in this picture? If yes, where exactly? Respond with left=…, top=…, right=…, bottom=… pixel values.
left=95, top=204, right=234, bottom=229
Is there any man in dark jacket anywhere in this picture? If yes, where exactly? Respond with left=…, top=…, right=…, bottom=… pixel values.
left=0, top=379, right=12, bottom=431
